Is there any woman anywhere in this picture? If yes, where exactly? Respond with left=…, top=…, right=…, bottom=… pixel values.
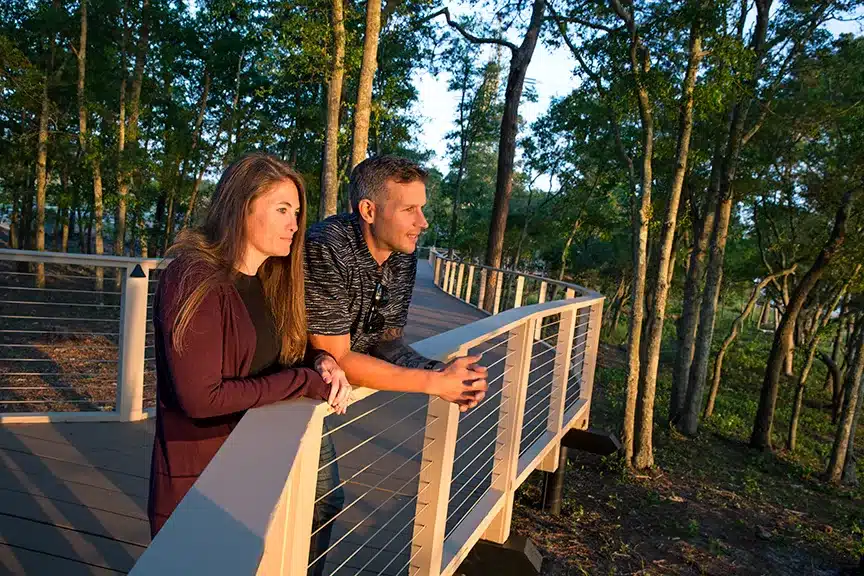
left=148, top=153, right=351, bottom=538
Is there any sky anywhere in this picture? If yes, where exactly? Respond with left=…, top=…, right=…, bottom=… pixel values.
left=412, top=4, right=864, bottom=175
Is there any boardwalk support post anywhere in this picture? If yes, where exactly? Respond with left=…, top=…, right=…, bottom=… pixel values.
left=117, top=263, right=148, bottom=421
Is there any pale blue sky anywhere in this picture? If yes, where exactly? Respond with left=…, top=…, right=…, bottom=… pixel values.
left=413, top=4, right=864, bottom=174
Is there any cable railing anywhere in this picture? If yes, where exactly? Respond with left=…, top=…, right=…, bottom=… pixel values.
left=0, top=248, right=161, bottom=422
left=130, top=248, right=604, bottom=576
left=427, top=248, right=601, bottom=316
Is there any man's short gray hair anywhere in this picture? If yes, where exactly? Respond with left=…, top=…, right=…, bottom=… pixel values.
left=349, top=155, right=429, bottom=212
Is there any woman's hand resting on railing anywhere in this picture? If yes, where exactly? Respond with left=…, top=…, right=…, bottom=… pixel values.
left=315, top=353, right=353, bottom=415
left=430, top=355, right=488, bottom=412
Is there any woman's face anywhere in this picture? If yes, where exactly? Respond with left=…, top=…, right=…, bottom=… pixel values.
left=245, top=178, right=301, bottom=260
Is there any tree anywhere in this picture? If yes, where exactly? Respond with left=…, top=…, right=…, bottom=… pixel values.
left=320, top=0, right=345, bottom=220
left=751, top=188, right=856, bottom=449
left=350, top=0, right=382, bottom=169
left=440, top=39, right=502, bottom=257
left=633, top=13, right=705, bottom=469
left=433, top=0, right=547, bottom=310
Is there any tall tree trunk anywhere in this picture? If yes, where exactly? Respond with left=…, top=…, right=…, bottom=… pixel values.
left=350, top=0, right=381, bottom=168
left=633, top=25, right=702, bottom=469
left=116, top=0, right=129, bottom=256
left=77, top=0, right=103, bottom=283
left=705, top=267, right=796, bottom=417
left=670, top=133, right=722, bottom=422
left=751, top=188, right=855, bottom=450
left=607, top=0, right=653, bottom=467
left=117, top=0, right=149, bottom=257
left=320, top=0, right=345, bottom=220
left=827, top=322, right=864, bottom=484
left=93, top=162, right=105, bottom=289
left=681, top=0, right=773, bottom=437
left=455, top=0, right=546, bottom=310
left=35, top=0, right=59, bottom=288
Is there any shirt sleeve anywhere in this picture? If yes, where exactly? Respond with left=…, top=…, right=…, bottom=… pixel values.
left=304, top=233, right=354, bottom=335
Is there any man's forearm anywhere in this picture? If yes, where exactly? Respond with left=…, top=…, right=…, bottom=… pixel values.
left=338, top=350, right=438, bottom=393
left=370, top=338, right=445, bottom=371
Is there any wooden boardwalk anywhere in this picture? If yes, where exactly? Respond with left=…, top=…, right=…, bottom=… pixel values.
left=0, top=261, right=488, bottom=575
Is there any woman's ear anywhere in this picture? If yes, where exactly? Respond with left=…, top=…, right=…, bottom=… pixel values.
left=358, top=198, right=376, bottom=224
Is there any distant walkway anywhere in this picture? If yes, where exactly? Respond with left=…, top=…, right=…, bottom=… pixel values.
left=0, top=260, right=485, bottom=575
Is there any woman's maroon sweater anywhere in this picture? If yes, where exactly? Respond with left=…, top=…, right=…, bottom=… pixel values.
left=148, top=256, right=329, bottom=537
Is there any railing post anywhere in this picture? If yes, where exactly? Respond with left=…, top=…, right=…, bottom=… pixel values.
left=492, top=271, right=503, bottom=315
left=482, top=318, right=535, bottom=544
left=117, top=263, right=149, bottom=421
left=539, top=307, right=578, bottom=472
left=428, top=246, right=434, bottom=264
left=448, top=262, right=457, bottom=295
left=565, top=287, right=575, bottom=299
left=411, top=389, right=462, bottom=575
left=257, top=413, right=324, bottom=575
left=534, top=282, right=548, bottom=340
left=443, top=261, right=452, bottom=290
left=477, top=269, right=488, bottom=312
left=579, top=300, right=604, bottom=425
left=433, top=255, right=442, bottom=286
left=513, top=276, right=525, bottom=308
left=465, top=265, right=475, bottom=306
left=456, top=263, right=465, bottom=300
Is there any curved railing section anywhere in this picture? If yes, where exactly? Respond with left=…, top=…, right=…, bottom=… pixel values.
left=0, top=248, right=163, bottom=422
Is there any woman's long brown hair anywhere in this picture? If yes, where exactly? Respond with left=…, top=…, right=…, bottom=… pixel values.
left=167, top=153, right=309, bottom=365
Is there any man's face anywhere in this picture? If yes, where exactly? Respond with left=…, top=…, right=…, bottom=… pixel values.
left=369, top=179, right=429, bottom=254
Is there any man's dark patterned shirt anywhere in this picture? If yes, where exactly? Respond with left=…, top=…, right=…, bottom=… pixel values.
left=304, top=213, right=417, bottom=355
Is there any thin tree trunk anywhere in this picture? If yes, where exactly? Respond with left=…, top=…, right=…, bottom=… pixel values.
left=751, top=188, right=855, bottom=450
left=116, top=0, right=129, bottom=256
left=183, top=143, right=219, bottom=230
left=94, top=162, right=104, bottom=289
left=827, top=322, right=864, bottom=484
left=223, top=49, right=245, bottom=166
left=705, top=266, right=796, bottom=417
left=350, top=0, right=381, bottom=168
left=60, top=167, right=70, bottom=252
left=117, top=0, right=149, bottom=257
left=671, top=134, right=722, bottom=422
left=787, top=336, right=820, bottom=452
left=633, top=24, right=702, bottom=469
left=9, top=190, right=19, bottom=249
left=320, top=0, right=345, bottom=220
left=608, top=0, right=653, bottom=467
left=842, top=386, right=863, bottom=485
left=448, top=153, right=468, bottom=258
left=680, top=0, right=773, bottom=437
left=35, top=0, right=59, bottom=287
left=77, top=0, right=103, bottom=283
left=168, top=69, right=209, bottom=247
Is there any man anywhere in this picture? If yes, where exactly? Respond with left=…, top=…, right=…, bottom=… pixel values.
left=304, top=155, right=488, bottom=575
